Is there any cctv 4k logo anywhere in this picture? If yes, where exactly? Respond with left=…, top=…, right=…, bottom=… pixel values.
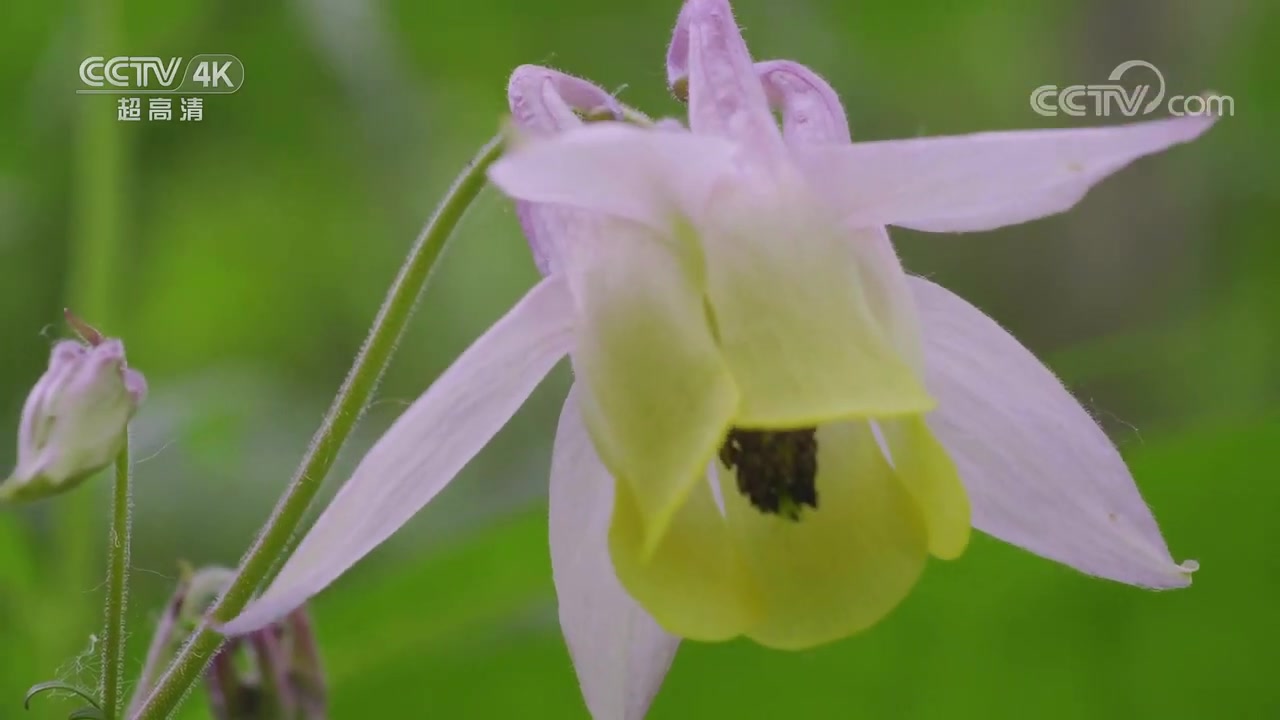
left=78, top=54, right=244, bottom=94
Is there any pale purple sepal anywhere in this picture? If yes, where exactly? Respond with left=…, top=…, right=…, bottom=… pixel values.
left=670, top=0, right=787, bottom=160
left=910, top=276, right=1196, bottom=588
left=550, top=386, right=680, bottom=720
left=508, top=65, right=621, bottom=275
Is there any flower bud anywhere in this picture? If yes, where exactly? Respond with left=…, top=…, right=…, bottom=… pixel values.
left=128, top=566, right=234, bottom=717
left=208, top=607, right=328, bottom=720
left=1, top=334, right=146, bottom=503
left=129, top=566, right=328, bottom=720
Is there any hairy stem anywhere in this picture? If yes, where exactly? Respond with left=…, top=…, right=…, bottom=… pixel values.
left=130, top=135, right=504, bottom=720
left=100, top=437, right=132, bottom=719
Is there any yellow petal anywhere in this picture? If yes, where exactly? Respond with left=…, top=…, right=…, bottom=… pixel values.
left=719, top=421, right=929, bottom=650
left=698, top=180, right=933, bottom=429
left=609, top=473, right=761, bottom=641
left=563, top=217, right=739, bottom=555
left=881, top=416, right=971, bottom=559
left=845, top=226, right=925, bottom=373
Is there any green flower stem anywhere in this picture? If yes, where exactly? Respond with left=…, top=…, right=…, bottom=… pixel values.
left=100, top=436, right=132, bottom=720
left=130, top=134, right=505, bottom=720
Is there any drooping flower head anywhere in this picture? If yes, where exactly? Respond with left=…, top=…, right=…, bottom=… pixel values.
left=488, top=0, right=1208, bottom=648
left=226, top=0, right=1210, bottom=713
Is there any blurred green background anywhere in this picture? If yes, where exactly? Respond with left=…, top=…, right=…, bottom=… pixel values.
left=1, top=0, right=1277, bottom=717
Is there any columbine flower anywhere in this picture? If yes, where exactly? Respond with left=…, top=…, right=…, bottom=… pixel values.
left=1, top=315, right=146, bottom=503
left=226, top=0, right=1210, bottom=715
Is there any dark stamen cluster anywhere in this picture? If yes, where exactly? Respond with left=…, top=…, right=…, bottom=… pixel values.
left=718, top=427, right=819, bottom=520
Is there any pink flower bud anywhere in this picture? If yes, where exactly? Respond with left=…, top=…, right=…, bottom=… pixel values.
left=1, top=336, right=146, bottom=503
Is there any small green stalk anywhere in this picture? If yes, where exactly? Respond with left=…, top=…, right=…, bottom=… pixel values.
left=100, top=437, right=132, bottom=719
left=130, top=134, right=504, bottom=720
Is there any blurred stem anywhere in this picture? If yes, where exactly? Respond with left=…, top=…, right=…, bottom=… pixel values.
left=131, top=134, right=505, bottom=720
left=100, top=437, right=132, bottom=720
left=62, top=0, right=126, bottom=625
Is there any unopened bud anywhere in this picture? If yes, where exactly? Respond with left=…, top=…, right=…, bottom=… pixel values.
left=208, top=607, right=328, bottom=720
left=1, top=323, right=146, bottom=503
left=128, top=566, right=234, bottom=717
left=129, top=566, right=327, bottom=720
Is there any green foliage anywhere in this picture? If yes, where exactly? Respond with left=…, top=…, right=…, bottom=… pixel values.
left=0, top=0, right=1276, bottom=717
